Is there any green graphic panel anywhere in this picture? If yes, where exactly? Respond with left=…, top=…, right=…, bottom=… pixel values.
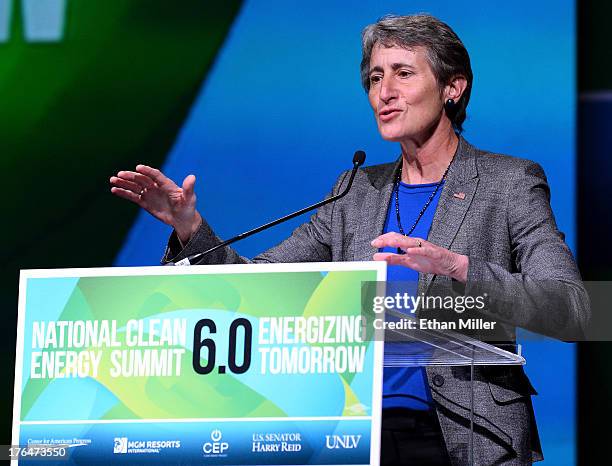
left=19, top=269, right=379, bottom=422
left=0, top=0, right=242, bottom=440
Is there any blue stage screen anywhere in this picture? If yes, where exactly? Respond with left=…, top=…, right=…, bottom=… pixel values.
left=115, top=2, right=576, bottom=464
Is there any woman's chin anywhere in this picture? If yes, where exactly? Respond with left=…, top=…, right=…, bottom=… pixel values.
left=377, top=123, right=416, bottom=142
left=379, top=131, right=407, bottom=142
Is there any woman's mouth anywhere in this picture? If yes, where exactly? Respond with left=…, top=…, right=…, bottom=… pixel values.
left=379, top=108, right=402, bottom=122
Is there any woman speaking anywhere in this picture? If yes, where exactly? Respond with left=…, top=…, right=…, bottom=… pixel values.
left=110, top=14, right=588, bottom=465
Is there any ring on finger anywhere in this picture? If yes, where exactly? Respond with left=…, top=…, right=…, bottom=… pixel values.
left=416, top=239, right=422, bottom=247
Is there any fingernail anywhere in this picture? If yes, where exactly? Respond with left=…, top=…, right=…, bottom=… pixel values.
left=371, top=239, right=380, bottom=247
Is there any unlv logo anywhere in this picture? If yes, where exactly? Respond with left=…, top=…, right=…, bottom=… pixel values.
left=325, top=434, right=361, bottom=449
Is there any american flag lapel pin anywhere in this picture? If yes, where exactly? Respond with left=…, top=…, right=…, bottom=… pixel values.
left=453, top=192, right=466, bottom=200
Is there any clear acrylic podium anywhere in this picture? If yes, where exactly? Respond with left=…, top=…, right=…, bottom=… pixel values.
left=381, top=309, right=525, bottom=466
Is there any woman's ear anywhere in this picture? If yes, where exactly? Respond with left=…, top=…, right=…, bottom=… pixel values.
left=445, top=74, right=468, bottom=102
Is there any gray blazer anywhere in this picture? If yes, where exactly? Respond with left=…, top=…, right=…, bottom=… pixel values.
left=165, top=137, right=589, bottom=465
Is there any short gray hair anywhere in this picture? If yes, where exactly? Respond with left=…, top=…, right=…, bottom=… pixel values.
left=361, top=14, right=473, bottom=132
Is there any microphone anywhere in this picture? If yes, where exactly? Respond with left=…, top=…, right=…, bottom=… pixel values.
left=169, top=150, right=366, bottom=266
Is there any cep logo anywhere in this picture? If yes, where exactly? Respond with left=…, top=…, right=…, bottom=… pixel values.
left=202, top=429, right=229, bottom=455
left=325, top=434, right=362, bottom=449
left=0, top=0, right=67, bottom=43
left=113, top=437, right=128, bottom=454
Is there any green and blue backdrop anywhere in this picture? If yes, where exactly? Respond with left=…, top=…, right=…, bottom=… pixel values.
left=0, top=0, right=578, bottom=464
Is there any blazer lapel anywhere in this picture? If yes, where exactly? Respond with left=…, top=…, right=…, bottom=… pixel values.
left=420, top=137, right=480, bottom=293
left=353, top=159, right=400, bottom=262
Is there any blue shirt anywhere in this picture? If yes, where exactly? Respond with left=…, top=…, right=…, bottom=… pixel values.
left=381, top=180, right=444, bottom=410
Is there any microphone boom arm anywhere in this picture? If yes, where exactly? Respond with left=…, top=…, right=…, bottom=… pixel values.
left=175, top=151, right=365, bottom=266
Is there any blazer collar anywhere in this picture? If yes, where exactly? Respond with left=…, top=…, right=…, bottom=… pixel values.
left=371, top=135, right=478, bottom=192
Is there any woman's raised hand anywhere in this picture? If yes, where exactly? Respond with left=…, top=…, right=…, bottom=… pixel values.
left=110, top=165, right=202, bottom=243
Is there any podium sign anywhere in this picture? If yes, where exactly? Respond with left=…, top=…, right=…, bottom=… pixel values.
left=13, top=262, right=385, bottom=465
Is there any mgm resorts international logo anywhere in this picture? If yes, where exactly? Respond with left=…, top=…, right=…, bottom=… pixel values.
left=202, top=429, right=229, bottom=457
left=113, top=438, right=128, bottom=454
left=325, top=434, right=361, bottom=450
left=113, top=437, right=180, bottom=455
